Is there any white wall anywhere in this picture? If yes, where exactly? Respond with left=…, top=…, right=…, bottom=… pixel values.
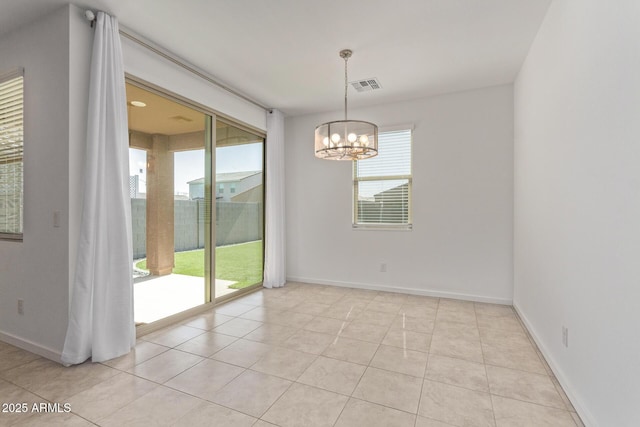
left=514, top=1, right=640, bottom=425
left=121, top=34, right=267, bottom=131
left=0, top=5, right=92, bottom=358
left=285, top=85, right=514, bottom=303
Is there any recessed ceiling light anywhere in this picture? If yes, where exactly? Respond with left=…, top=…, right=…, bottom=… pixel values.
left=130, top=100, right=146, bottom=107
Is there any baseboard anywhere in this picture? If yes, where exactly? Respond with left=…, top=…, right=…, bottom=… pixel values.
left=513, top=302, right=597, bottom=427
left=286, top=276, right=512, bottom=305
left=0, top=330, right=62, bottom=363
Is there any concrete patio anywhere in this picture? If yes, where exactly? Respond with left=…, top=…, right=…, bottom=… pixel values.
left=134, top=274, right=238, bottom=324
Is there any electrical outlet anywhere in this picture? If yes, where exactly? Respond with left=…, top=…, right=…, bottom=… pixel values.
left=380, top=263, right=387, bottom=273
left=17, top=299, right=24, bottom=315
left=562, top=326, right=568, bottom=347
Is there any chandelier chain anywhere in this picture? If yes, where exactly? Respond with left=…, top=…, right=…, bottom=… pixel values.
left=344, top=54, right=348, bottom=120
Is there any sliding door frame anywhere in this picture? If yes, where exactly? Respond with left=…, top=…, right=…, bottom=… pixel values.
left=126, top=75, right=266, bottom=336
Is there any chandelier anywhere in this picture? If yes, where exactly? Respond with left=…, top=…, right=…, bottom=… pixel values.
left=314, top=49, right=378, bottom=160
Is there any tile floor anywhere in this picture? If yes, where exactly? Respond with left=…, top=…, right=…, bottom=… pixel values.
left=0, top=282, right=584, bottom=427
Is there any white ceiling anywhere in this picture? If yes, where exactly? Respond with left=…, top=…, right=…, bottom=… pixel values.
left=0, top=0, right=552, bottom=116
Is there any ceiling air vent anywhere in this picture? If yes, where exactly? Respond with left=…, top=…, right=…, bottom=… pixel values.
left=350, top=78, right=382, bottom=93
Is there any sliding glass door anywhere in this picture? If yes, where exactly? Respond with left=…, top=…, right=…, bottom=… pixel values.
left=126, top=81, right=266, bottom=324
left=214, top=119, right=265, bottom=301
left=127, top=83, right=212, bottom=325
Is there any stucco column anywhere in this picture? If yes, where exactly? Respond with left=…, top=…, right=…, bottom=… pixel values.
left=146, top=134, right=174, bottom=276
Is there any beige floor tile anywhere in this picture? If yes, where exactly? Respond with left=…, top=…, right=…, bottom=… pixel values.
left=419, top=380, right=495, bottom=426
left=486, top=365, right=565, bottom=409
left=481, top=341, right=546, bottom=375
left=244, top=323, right=298, bottom=344
left=345, top=288, right=379, bottom=300
left=14, top=411, right=95, bottom=426
left=182, top=312, right=233, bottom=330
left=435, top=309, right=477, bottom=325
left=128, top=349, right=203, bottom=383
left=102, top=340, right=169, bottom=371
left=473, top=303, right=514, bottom=317
left=66, top=372, right=157, bottom=422
left=214, top=301, right=256, bottom=316
left=290, top=301, right=332, bottom=315
left=321, top=304, right=366, bottom=321
left=477, top=313, right=523, bottom=333
left=429, top=334, right=484, bottom=363
left=175, top=331, right=238, bottom=357
left=331, top=297, right=370, bottom=310
left=404, top=295, right=440, bottom=307
left=98, top=385, right=203, bottom=426
left=415, top=416, right=457, bottom=426
left=340, top=320, right=389, bottom=343
left=479, top=326, right=529, bottom=343
left=2, top=358, right=119, bottom=402
left=370, top=344, right=428, bottom=378
left=399, top=304, right=438, bottom=319
left=433, top=320, right=480, bottom=340
left=438, top=299, right=475, bottom=312
left=298, top=356, right=366, bottom=395
left=173, top=400, right=257, bottom=426
left=334, top=398, right=417, bottom=427
left=382, top=328, right=432, bottom=353
left=491, top=395, right=576, bottom=427
left=373, top=292, right=409, bottom=305
left=303, top=316, right=349, bottom=335
left=231, top=291, right=267, bottom=306
left=354, top=309, right=397, bottom=327
left=0, top=379, right=44, bottom=425
left=164, top=359, right=244, bottom=399
left=141, top=325, right=205, bottom=348
left=211, top=370, right=291, bottom=417
left=366, top=300, right=403, bottom=314
left=253, top=420, right=279, bottom=427
left=212, top=318, right=263, bottom=338
left=425, top=354, right=488, bottom=392
left=281, top=329, right=335, bottom=354
left=210, top=338, right=273, bottom=368
left=322, top=336, right=379, bottom=365
left=250, top=346, right=317, bottom=380
left=390, top=314, right=435, bottom=334
left=272, top=310, right=316, bottom=327
left=262, top=383, right=348, bottom=427
left=239, top=306, right=282, bottom=323
left=352, top=367, right=423, bottom=413
left=262, top=297, right=302, bottom=311
left=0, top=345, right=41, bottom=372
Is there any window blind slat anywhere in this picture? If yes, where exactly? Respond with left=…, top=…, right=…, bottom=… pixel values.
left=353, top=129, right=412, bottom=227
left=0, top=74, right=24, bottom=237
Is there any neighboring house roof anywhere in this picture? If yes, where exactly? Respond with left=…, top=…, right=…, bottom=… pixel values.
left=188, top=171, right=261, bottom=185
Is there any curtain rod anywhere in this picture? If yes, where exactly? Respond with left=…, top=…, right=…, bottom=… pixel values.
left=85, top=10, right=271, bottom=112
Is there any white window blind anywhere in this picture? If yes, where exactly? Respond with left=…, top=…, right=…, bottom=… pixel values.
left=353, top=128, right=412, bottom=228
left=0, top=69, right=24, bottom=240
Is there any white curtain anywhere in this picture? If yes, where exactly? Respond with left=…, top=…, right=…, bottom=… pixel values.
left=263, top=109, right=286, bottom=288
left=61, top=12, right=135, bottom=365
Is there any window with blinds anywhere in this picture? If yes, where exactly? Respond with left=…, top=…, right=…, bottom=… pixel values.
left=0, top=69, right=24, bottom=240
left=353, top=128, right=412, bottom=228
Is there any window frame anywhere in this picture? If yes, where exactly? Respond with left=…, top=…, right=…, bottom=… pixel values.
left=352, top=124, right=413, bottom=231
left=0, top=67, right=25, bottom=241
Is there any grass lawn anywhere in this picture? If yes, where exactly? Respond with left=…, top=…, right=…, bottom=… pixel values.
left=136, top=240, right=263, bottom=290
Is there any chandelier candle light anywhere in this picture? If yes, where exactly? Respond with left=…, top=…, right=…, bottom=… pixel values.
left=314, top=49, right=378, bottom=160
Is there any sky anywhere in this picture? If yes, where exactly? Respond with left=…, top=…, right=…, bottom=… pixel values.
left=129, top=142, right=263, bottom=196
